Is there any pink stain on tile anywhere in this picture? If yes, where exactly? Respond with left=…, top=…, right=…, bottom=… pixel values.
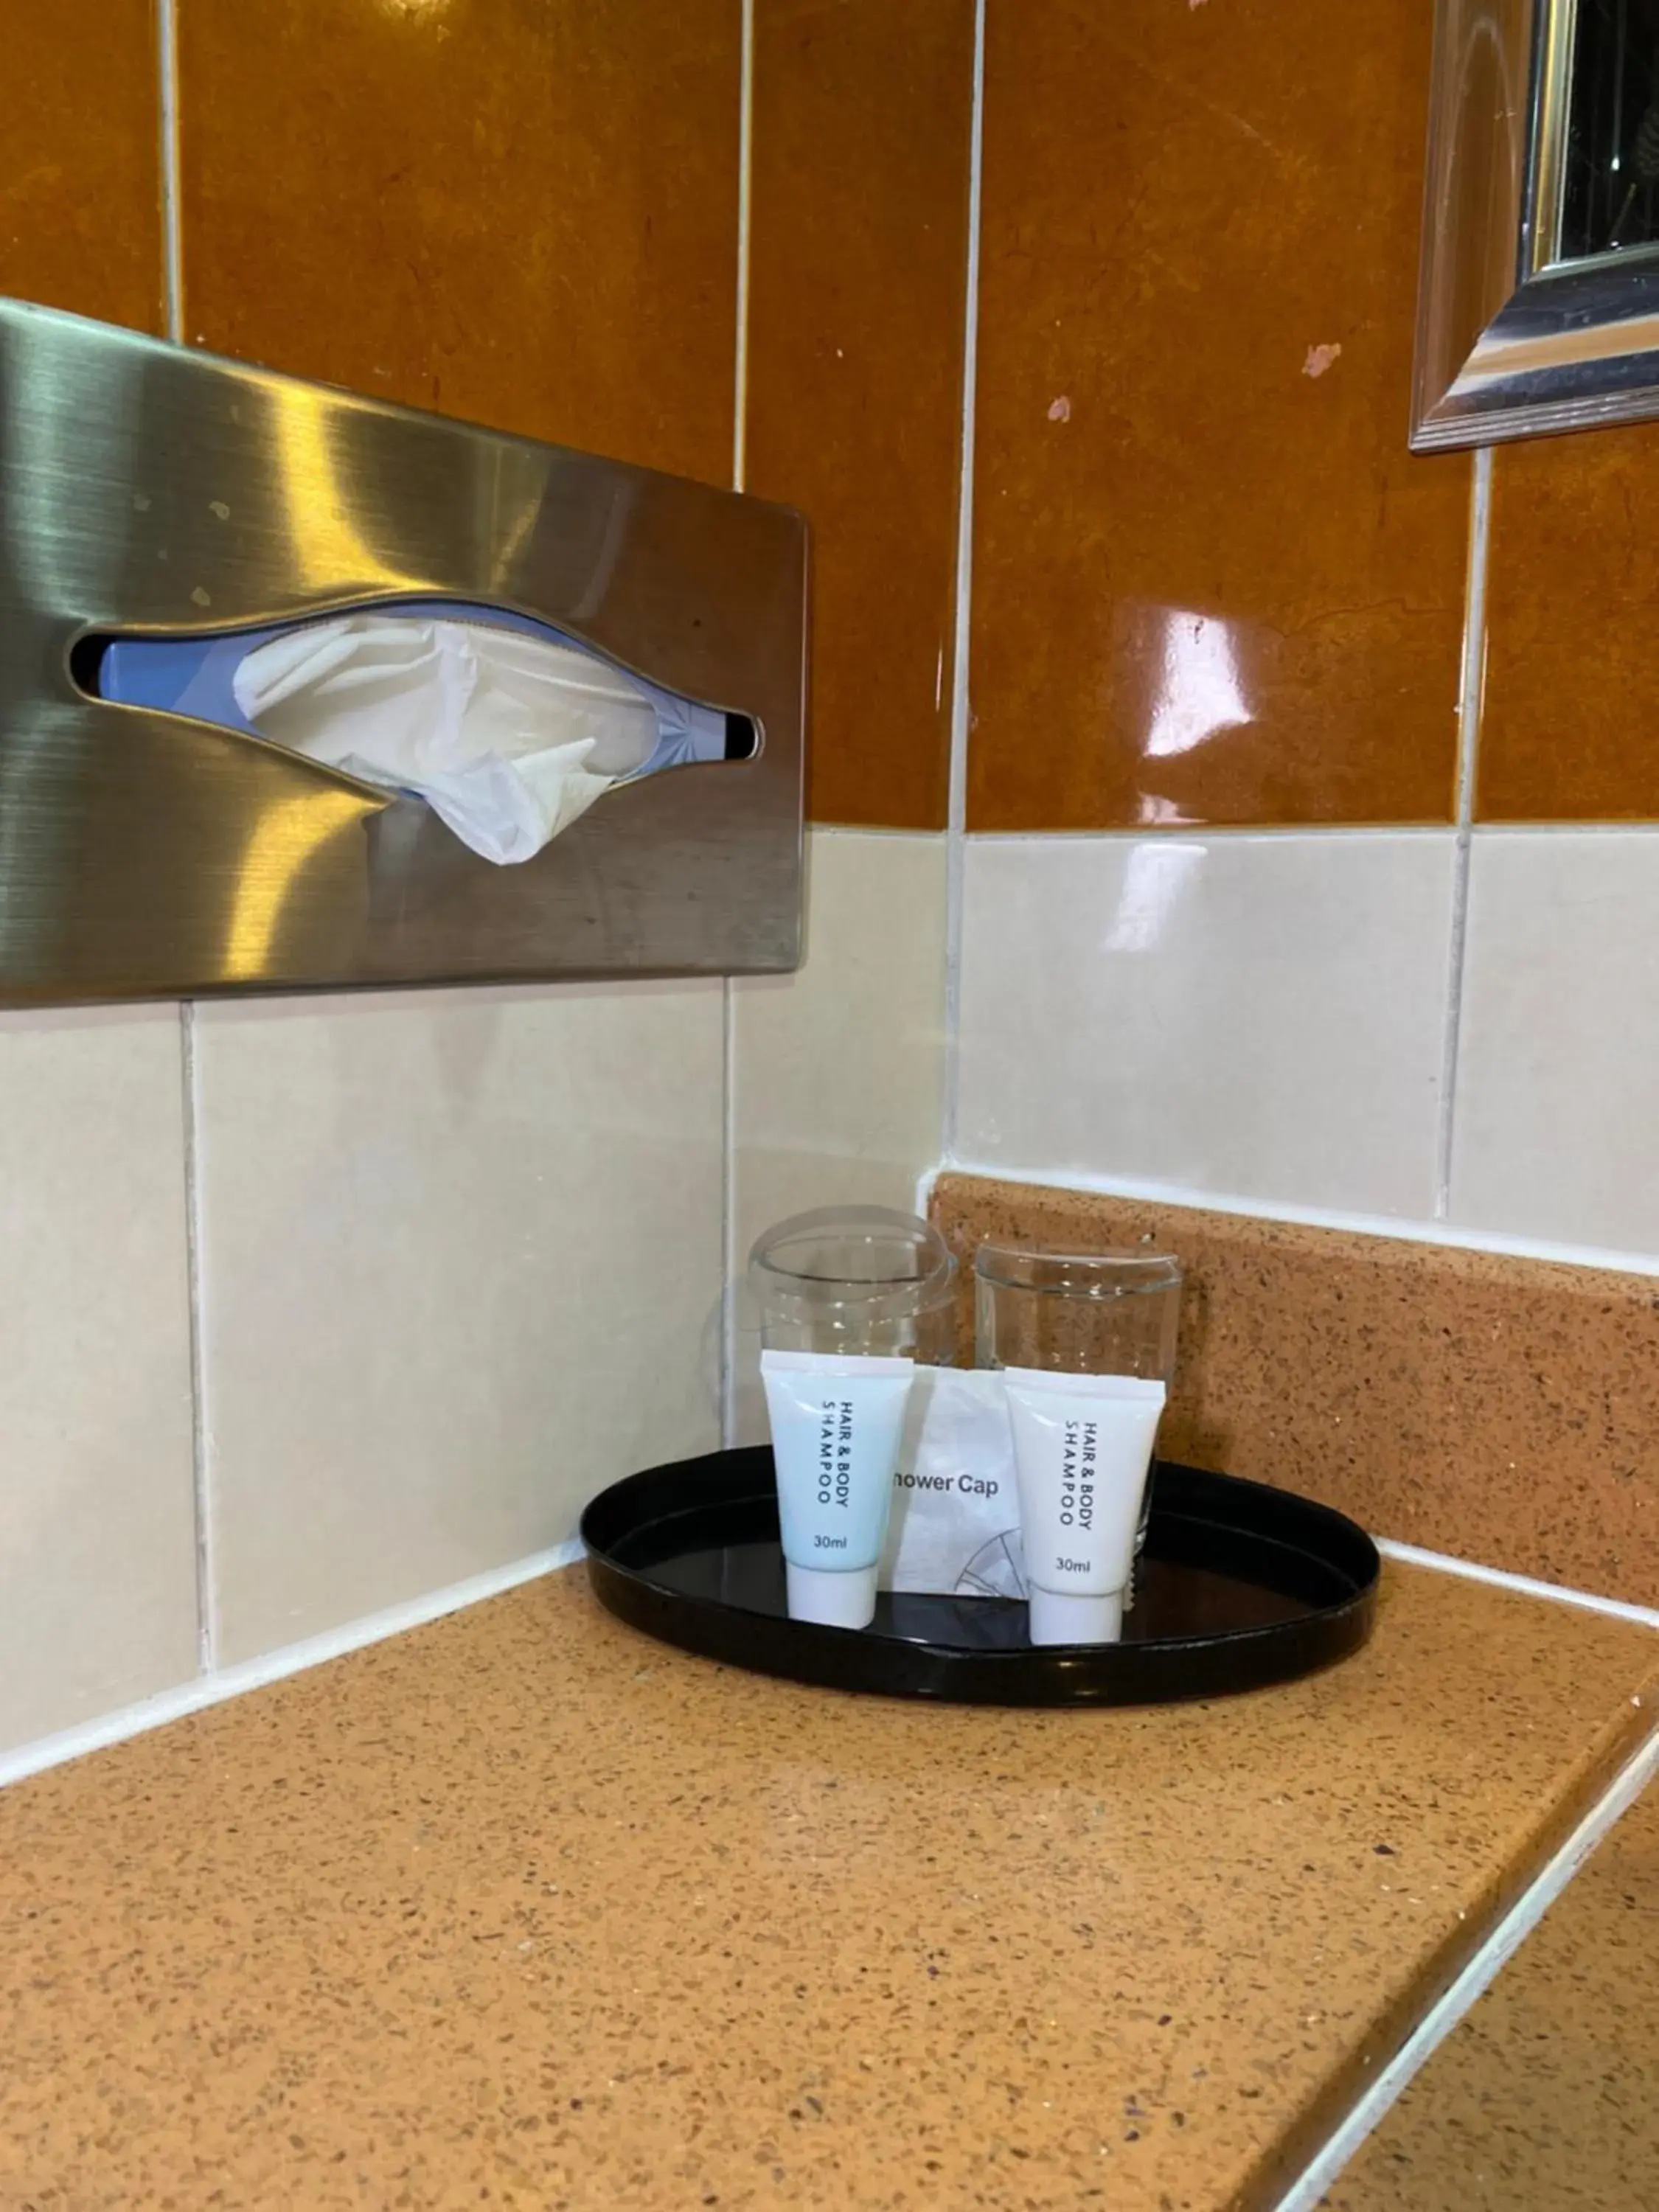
left=1302, top=342, right=1342, bottom=378
left=1047, top=394, right=1071, bottom=421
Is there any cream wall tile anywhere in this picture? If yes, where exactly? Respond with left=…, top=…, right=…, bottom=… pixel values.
left=1451, top=830, right=1659, bottom=1252
left=730, top=830, right=949, bottom=1438
left=195, top=983, right=724, bottom=1665
left=956, top=832, right=1455, bottom=1218
left=0, top=1008, right=197, bottom=1751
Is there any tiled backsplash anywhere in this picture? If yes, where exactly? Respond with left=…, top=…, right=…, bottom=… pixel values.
left=731, top=830, right=949, bottom=1441
left=7, top=0, right=1659, bottom=1764
left=190, top=984, right=727, bottom=1667
left=950, top=823, right=1659, bottom=1257
left=0, top=5, right=956, bottom=1759
left=956, top=832, right=1457, bottom=1220
left=0, top=821, right=945, bottom=1757
left=0, top=1007, right=195, bottom=1750
left=1450, top=834, right=1659, bottom=1250
left=940, top=0, right=1659, bottom=1281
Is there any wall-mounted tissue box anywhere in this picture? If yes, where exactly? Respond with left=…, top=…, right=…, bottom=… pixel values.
left=0, top=299, right=807, bottom=1003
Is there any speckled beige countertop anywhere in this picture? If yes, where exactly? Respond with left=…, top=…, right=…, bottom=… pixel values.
left=1324, top=1775, right=1659, bottom=2209
left=2, top=1562, right=1657, bottom=2212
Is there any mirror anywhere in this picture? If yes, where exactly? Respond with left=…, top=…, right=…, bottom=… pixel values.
left=1414, top=0, right=1659, bottom=447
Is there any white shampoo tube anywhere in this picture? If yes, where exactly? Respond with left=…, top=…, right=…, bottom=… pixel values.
left=760, top=1351, right=915, bottom=1630
left=1002, top=1368, right=1167, bottom=1644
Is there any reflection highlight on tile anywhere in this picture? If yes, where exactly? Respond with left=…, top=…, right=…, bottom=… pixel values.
left=956, top=832, right=1455, bottom=1216
left=969, top=0, right=1469, bottom=830
left=1138, top=609, right=1255, bottom=765
left=1100, top=841, right=1208, bottom=952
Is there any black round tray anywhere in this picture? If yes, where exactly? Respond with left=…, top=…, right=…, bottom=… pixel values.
left=580, top=1447, right=1379, bottom=1707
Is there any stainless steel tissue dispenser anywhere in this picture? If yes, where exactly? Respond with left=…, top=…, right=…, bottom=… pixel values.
left=0, top=299, right=807, bottom=1003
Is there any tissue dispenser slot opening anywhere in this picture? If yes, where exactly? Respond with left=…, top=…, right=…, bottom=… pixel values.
left=74, top=603, right=761, bottom=872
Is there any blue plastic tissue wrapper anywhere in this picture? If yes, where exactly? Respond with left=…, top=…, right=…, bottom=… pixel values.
left=97, top=597, right=731, bottom=863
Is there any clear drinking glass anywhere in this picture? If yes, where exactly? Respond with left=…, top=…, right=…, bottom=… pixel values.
left=974, top=1243, right=1183, bottom=1570
left=973, top=1245, right=1182, bottom=1379
left=748, top=1205, right=957, bottom=1363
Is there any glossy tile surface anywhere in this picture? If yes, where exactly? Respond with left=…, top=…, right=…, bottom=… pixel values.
left=969, top=0, right=1470, bottom=830
left=0, top=1009, right=196, bottom=1751
left=934, top=1173, right=1659, bottom=1605
left=745, top=0, right=973, bottom=827
left=178, top=0, right=740, bottom=479
left=1325, top=1780, right=1659, bottom=2210
left=0, top=0, right=163, bottom=331
left=731, top=830, right=948, bottom=1439
left=1, top=1563, right=1655, bottom=2212
left=956, top=832, right=1455, bottom=1216
left=1481, top=430, right=1659, bottom=820
left=193, top=984, right=723, bottom=1665
left=1450, top=831, right=1659, bottom=1253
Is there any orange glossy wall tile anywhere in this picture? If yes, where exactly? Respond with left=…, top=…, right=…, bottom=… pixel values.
left=969, top=0, right=1471, bottom=831
left=177, top=0, right=740, bottom=484
left=1479, top=427, right=1659, bottom=819
left=745, top=0, right=973, bottom=827
left=0, top=0, right=163, bottom=333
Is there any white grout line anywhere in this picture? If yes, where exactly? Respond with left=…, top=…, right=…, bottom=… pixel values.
left=158, top=0, right=213, bottom=1667
left=178, top=1005, right=217, bottom=1672
left=961, top=821, right=1659, bottom=844
left=0, top=1540, right=587, bottom=1795
left=941, top=0, right=987, bottom=1159
left=721, top=977, right=740, bottom=1448
left=1462, top=818, right=1659, bottom=835
left=1377, top=1536, right=1659, bottom=1630
left=936, top=1155, right=1659, bottom=1278
left=1270, top=1719, right=1659, bottom=2212
left=807, top=822, right=951, bottom=841
left=1434, top=446, right=1492, bottom=1219
left=964, top=824, right=1458, bottom=845
left=157, top=0, right=184, bottom=343
left=720, top=0, right=756, bottom=1450
left=731, top=0, right=754, bottom=497
left=931, top=818, right=1659, bottom=847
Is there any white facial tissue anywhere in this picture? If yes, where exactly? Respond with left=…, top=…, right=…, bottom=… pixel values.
left=232, top=613, right=663, bottom=865
left=877, top=1368, right=1028, bottom=1598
